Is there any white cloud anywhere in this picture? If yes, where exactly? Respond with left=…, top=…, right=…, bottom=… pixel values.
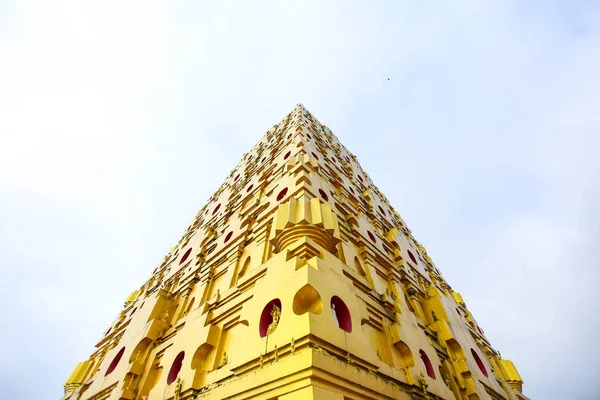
left=0, top=1, right=598, bottom=399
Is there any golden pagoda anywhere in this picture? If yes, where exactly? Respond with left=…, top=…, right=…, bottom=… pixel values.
left=62, top=104, right=528, bottom=400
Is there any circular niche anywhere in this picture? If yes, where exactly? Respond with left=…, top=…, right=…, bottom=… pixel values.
left=105, top=347, right=126, bottom=376
left=318, top=189, right=329, bottom=202
left=407, top=250, right=418, bottom=264
left=167, top=351, right=185, bottom=384
left=259, top=299, right=282, bottom=338
left=276, top=187, right=288, bottom=201
left=179, top=248, right=193, bottom=265
left=330, top=296, right=352, bottom=333
left=367, top=231, right=376, bottom=243
left=419, top=350, right=436, bottom=379
left=471, top=349, right=489, bottom=377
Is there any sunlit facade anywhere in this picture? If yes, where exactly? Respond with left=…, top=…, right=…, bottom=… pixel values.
left=63, top=105, right=527, bottom=400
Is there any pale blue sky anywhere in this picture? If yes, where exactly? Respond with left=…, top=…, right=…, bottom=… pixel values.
left=1, top=1, right=598, bottom=399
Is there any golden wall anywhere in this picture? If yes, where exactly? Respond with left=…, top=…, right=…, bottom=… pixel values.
left=62, top=105, right=528, bottom=400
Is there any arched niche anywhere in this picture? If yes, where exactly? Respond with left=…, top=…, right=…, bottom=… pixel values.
left=407, top=249, right=418, bottom=265
left=404, top=294, right=415, bottom=313
left=138, top=364, right=162, bottom=398
left=353, top=256, right=366, bottom=277
left=330, top=296, right=352, bottom=333
left=105, top=346, right=126, bottom=376
left=419, top=349, right=436, bottom=379
left=259, top=299, right=282, bottom=337
left=447, top=339, right=466, bottom=361
left=471, top=348, right=489, bottom=377
left=394, top=341, right=415, bottom=368
left=276, top=187, right=288, bottom=201
left=239, top=257, right=252, bottom=278
left=185, top=297, right=196, bottom=315
left=292, top=284, right=323, bottom=315
left=191, top=343, right=215, bottom=389
left=180, top=248, right=193, bottom=265
left=167, top=351, right=185, bottom=384
left=129, top=338, right=152, bottom=364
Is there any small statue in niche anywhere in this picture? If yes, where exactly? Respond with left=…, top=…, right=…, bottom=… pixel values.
left=290, top=337, right=296, bottom=355
left=158, top=308, right=169, bottom=322
left=266, top=303, right=281, bottom=335
left=259, top=353, right=264, bottom=368
left=273, top=344, right=278, bottom=363
left=174, top=378, right=182, bottom=400
left=217, top=352, right=228, bottom=369
left=331, top=303, right=340, bottom=327
left=432, top=311, right=439, bottom=322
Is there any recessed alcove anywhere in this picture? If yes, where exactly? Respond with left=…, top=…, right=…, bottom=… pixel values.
left=293, top=284, right=323, bottom=315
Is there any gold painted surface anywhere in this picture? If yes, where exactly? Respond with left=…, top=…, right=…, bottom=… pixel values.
left=62, top=105, right=526, bottom=400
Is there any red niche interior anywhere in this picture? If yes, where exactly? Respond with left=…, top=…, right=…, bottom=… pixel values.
left=284, top=151, right=291, bottom=160
left=105, top=347, right=126, bottom=376
left=358, top=175, right=364, bottom=183
left=378, top=206, right=386, bottom=216
left=224, top=231, right=233, bottom=243
left=212, top=203, right=221, bottom=215
left=179, top=248, right=192, bottom=265
left=311, top=152, right=318, bottom=160
left=367, top=231, right=376, bottom=243
left=318, top=189, right=329, bottom=202
left=287, top=134, right=292, bottom=139
left=234, top=174, right=240, bottom=182
left=307, top=134, right=312, bottom=139
left=247, top=184, right=254, bottom=192
left=330, top=296, right=352, bottom=333
left=471, top=349, right=489, bottom=377
left=167, top=351, right=185, bottom=384
left=419, top=350, right=436, bottom=379
left=407, top=250, right=418, bottom=264
left=259, top=299, right=282, bottom=337
left=277, top=187, right=288, bottom=201
left=349, top=187, right=355, bottom=194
